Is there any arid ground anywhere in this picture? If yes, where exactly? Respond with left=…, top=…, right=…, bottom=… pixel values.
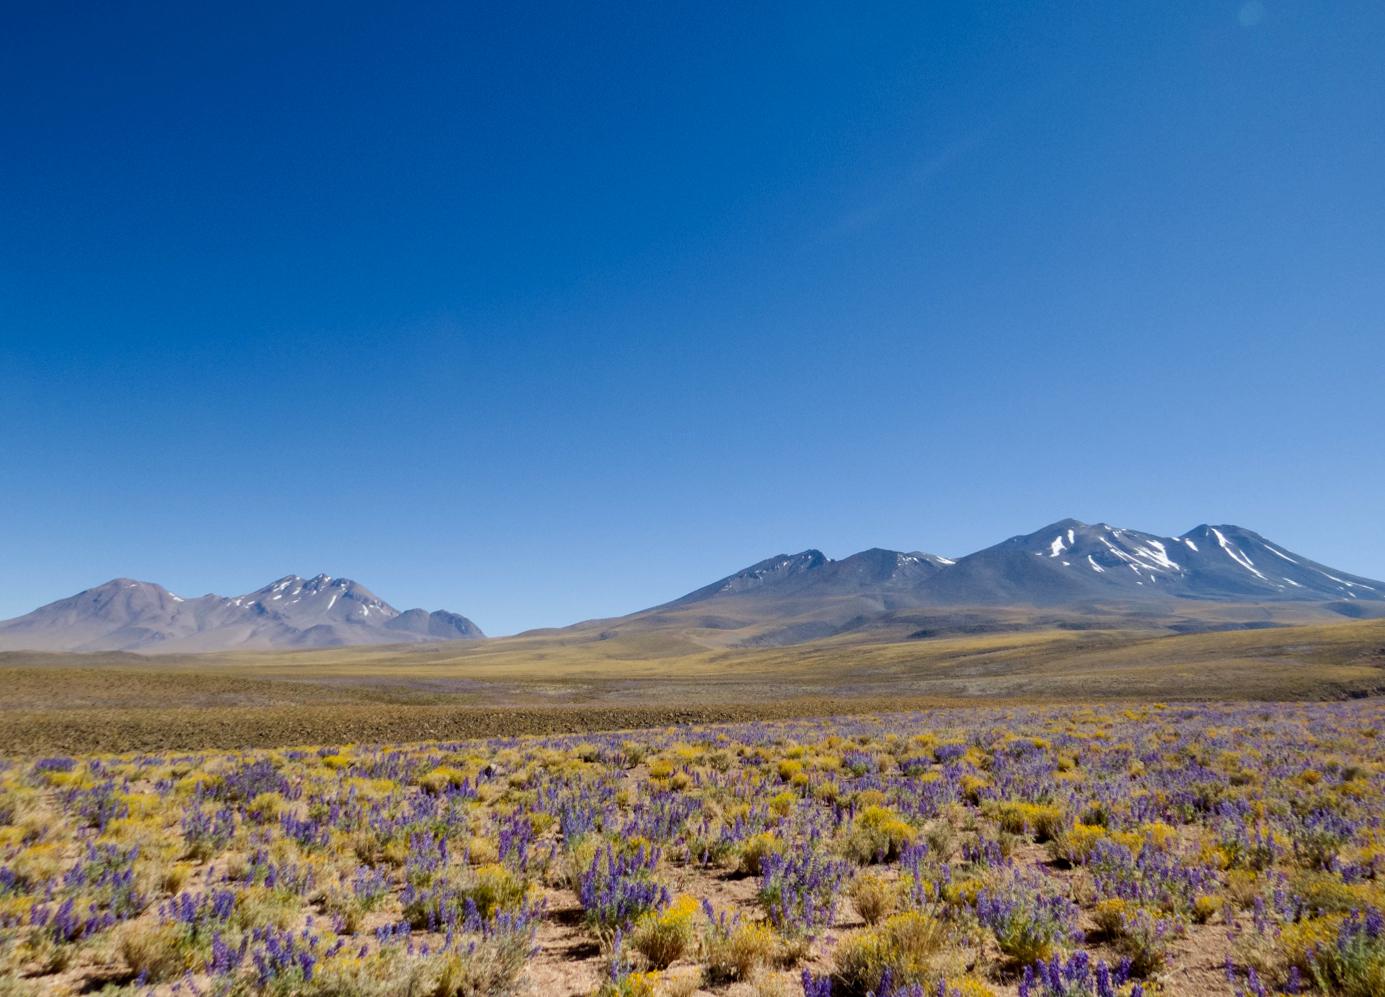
left=3, top=702, right=1384, bottom=995
left=1, top=618, right=1383, bottom=755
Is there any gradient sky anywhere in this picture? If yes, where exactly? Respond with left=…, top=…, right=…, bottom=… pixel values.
left=3, top=3, right=1383, bottom=635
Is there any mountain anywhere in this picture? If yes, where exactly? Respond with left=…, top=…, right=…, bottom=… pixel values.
left=568, top=519, right=1385, bottom=646
left=384, top=608, right=485, bottom=640
left=923, top=520, right=1385, bottom=607
left=4, top=520, right=1381, bottom=655
left=0, top=574, right=484, bottom=653
left=667, top=548, right=955, bottom=607
left=591, top=547, right=958, bottom=646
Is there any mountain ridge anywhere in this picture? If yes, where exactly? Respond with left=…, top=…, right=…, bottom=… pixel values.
left=917, top=519, right=1383, bottom=607
left=3, top=519, right=1381, bottom=653
left=558, top=518, right=1385, bottom=647
left=0, top=574, right=483, bottom=653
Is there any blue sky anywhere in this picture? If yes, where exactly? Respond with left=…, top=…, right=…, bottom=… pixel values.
left=3, top=3, right=1383, bottom=634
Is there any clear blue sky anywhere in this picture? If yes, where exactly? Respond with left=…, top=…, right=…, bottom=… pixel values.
left=3, top=3, right=1382, bottom=635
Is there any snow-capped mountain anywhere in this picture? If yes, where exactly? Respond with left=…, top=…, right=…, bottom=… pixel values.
left=588, top=519, right=1384, bottom=646
left=0, top=574, right=483, bottom=653
left=922, top=519, right=1384, bottom=606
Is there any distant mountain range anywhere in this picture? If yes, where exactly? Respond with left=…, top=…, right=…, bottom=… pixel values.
left=2, top=520, right=1382, bottom=653
left=559, top=519, right=1385, bottom=646
left=0, top=575, right=483, bottom=653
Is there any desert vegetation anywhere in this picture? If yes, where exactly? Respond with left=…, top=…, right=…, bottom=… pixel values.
left=3, top=618, right=1384, bottom=755
left=2, top=702, right=1384, bottom=994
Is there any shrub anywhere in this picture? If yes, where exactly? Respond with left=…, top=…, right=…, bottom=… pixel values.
left=703, top=907, right=777, bottom=983
left=0, top=975, right=40, bottom=996
left=158, top=863, right=192, bottom=896
left=213, top=758, right=290, bottom=803
left=990, top=802, right=1065, bottom=843
left=594, top=970, right=658, bottom=997
left=850, top=870, right=896, bottom=925
left=925, top=820, right=960, bottom=862
left=1048, top=823, right=1105, bottom=866
left=619, top=742, right=647, bottom=768
left=9, top=844, right=64, bottom=888
left=1090, top=898, right=1128, bottom=940
left=14, top=694, right=1385, bottom=996
left=405, top=933, right=532, bottom=997
left=1280, top=913, right=1345, bottom=973
left=118, top=921, right=194, bottom=982
left=1289, top=870, right=1368, bottom=918
left=1219, top=823, right=1283, bottom=871
left=401, top=864, right=529, bottom=930
left=942, top=976, right=997, bottom=997
left=769, top=791, right=797, bottom=817
left=1138, top=822, right=1176, bottom=851
left=1108, top=906, right=1177, bottom=977
left=1191, top=894, right=1219, bottom=924
left=246, top=792, right=283, bottom=823
left=659, top=967, right=704, bottom=997
left=1305, top=909, right=1385, bottom=997
left=228, top=926, right=324, bottom=995
left=319, top=886, right=365, bottom=934
left=833, top=911, right=950, bottom=995
left=843, top=806, right=917, bottom=864
left=631, top=895, right=697, bottom=969
left=466, top=834, right=501, bottom=866
left=738, top=833, right=783, bottom=877
left=975, top=880, right=1079, bottom=966
left=468, top=864, right=528, bottom=919
left=561, top=836, right=601, bottom=890
left=1085, top=836, right=1212, bottom=917
left=1292, top=809, right=1356, bottom=871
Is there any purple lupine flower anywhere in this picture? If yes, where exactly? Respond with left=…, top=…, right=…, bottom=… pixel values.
left=758, top=847, right=850, bottom=937
left=577, top=844, right=667, bottom=928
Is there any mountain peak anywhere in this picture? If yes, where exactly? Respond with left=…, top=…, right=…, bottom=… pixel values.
left=244, top=574, right=372, bottom=596
left=665, top=549, right=829, bottom=606
left=83, top=577, right=186, bottom=604
left=1035, top=517, right=1089, bottom=533
left=1185, top=523, right=1264, bottom=542
left=721, top=550, right=828, bottom=587
left=91, top=577, right=167, bottom=592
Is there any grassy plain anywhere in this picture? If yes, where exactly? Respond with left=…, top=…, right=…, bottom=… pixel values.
left=1, top=618, right=1382, bottom=755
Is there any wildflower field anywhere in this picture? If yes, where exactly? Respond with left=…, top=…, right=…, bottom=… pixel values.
left=2, top=702, right=1384, bottom=996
